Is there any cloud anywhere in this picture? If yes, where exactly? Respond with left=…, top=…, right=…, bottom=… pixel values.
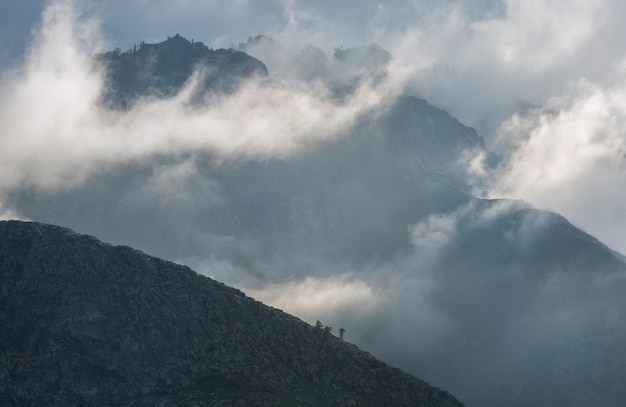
left=360, top=0, right=626, bottom=255
left=380, top=0, right=626, bottom=143
left=0, top=200, right=27, bottom=221
left=129, top=159, right=223, bottom=206
left=484, top=77, right=626, bottom=253
left=242, top=261, right=454, bottom=358
left=234, top=198, right=626, bottom=406
left=317, top=200, right=626, bottom=405
left=0, top=0, right=403, bottom=198
left=409, top=211, right=459, bottom=264
left=470, top=0, right=608, bottom=73
left=244, top=274, right=379, bottom=323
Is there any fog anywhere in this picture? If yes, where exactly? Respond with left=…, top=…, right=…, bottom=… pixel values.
left=247, top=200, right=626, bottom=405
left=0, top=1, right=403, bottom=200
left=3, top=1, right=626, bottom=406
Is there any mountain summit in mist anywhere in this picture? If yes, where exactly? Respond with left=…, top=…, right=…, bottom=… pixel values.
left=0, top=220, right=464, bottom=407
left=99, top=34, right=268, bottom=108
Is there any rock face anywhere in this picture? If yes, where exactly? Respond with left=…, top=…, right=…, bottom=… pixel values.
left=0, top=220, right=464, bottom=407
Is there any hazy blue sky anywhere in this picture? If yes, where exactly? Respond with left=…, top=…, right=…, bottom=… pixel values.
left=0, top=1, right=500, bottom=59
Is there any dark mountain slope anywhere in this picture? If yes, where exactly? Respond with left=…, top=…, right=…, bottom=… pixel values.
left=0, top=220, right=464, bottom=407
left=394, top=201, right=626, bottom=406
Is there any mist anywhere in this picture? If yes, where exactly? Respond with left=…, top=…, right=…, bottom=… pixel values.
left=4, top=1, right=626, bottom=406
left=0, top=1, right=404, bottom=203
left=245, top=199, right=626, bottom=405
left=93, top=0, right=626, bottom=253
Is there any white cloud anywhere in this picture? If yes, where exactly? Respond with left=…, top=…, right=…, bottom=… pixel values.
left=488, top=78, right=626, bottom=252
left=361, top=0, right=626, bottom=254
left=0, top=200, right=26, bottom=221
left=244, top=274, right=379, bottom=323
left=0, top=0, right=403, bottom=197
left=381, top=0, right=626, bottom=144
left=131, top=159, right=223, bottom=206
left=470, top=0, right=608, bottom=73
left=409, top=212, right=459, bottom=259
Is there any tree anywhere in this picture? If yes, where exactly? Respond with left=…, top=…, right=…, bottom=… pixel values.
left=315, top=320, right=333, bottom=337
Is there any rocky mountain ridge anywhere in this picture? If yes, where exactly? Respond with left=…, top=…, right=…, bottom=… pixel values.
left=0, top=220, right=464, bottom=407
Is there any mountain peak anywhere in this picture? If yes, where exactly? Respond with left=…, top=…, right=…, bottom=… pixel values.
left=99, top=34, right=268, bottom=108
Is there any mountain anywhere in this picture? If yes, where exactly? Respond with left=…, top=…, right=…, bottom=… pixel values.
left=7, top=35, right=626, bottom=406
left=99, top=34, right=268, bottom=108
left=395, top=200, right=626, bottom=407
left=238, top=35, right=292, bottom=76
left=238, top=36, right=393, bottom=86
left=0, top=220, right=464, bottom=406
left=10, top=92, right=478, bottom=264
left=333, top=44, right=392, bottom=74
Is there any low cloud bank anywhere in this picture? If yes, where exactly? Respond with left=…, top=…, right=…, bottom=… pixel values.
left=480, top=78, right=626, bottom=254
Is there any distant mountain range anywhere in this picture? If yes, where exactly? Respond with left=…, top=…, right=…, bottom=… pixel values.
left=6, top=35, right=626, bottom=406
left=0, top=220, right=464, bottom=407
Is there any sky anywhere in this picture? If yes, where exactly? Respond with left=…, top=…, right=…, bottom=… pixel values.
left=3, top=1, right=626, bottom=405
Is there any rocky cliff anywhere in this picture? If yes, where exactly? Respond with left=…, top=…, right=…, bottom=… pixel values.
left=0, top=220, right=464, bottom=407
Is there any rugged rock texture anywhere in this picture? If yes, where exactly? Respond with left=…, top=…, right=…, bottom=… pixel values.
left=0, top=220, right=464, bottom=407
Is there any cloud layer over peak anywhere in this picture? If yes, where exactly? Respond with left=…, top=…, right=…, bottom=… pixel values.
left=0, top=1, right=404, bottom=201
